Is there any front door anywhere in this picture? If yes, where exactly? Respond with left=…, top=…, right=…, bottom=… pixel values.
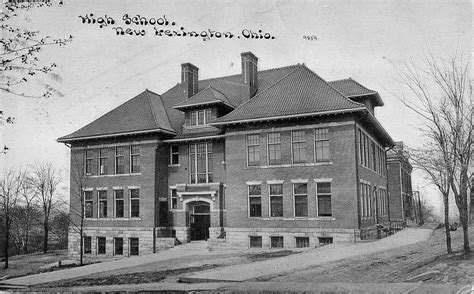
left=190, top=203, right=210, bottom=241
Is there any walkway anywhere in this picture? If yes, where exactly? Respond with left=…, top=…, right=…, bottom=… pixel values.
left=185, top=228, right=432, bottom=281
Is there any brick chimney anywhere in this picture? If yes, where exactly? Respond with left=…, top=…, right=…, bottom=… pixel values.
left=181, top=63, right=199, bottom=98
left=241, top=52, right=258, bottom=100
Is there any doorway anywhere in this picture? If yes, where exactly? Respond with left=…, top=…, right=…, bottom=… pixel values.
left=189, top=202, right=210, bottom=241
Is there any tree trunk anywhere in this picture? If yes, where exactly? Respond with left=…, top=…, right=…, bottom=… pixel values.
left=460, top=201, right=470, bottom=253
left=43, top=220, right=48, bottom=253
left=4, top=217, right=9, bottom=269
left=443, top=193, right=452, bottom=254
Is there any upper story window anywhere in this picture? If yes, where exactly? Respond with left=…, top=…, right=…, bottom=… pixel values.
left=314, top=128, right=330, bottom=162
left=190, top=109, right=212, bottom=126
left=246, top=134, right=260, bottom=166
left=85, top=149, right=93, bottom=175
left=248, top=184, right=261, bottom=217
left=189, top=142, right=213, bottom=184
left=84, top=190, right=93, bottom=218
left=130, top=189, right=140, bottom=218
left=292, top=131, right=306, bottom=164
left=99, top=148, right=108, bottom=175
left=269, top=184, right=283, bottom=217
left=170, top=189, right=178, bottom=209
left=115, top=146, right=125, bottom=174
left=130, top=145, right=140, bottom=173
left=317, top=182, right=332, bottom=217
left=294, top=183, right=308, bottom=217
left=170, top=145, right=179, bottom=165
left=267, top=133, right=281, bottom=165
left=98, top=190, right=108, bottom=218
left=114, top=189, right=124, bottom=218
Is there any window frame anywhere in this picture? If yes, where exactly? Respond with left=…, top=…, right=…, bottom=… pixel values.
left=170, top=145, right=179, bottom=165
left=270, top=236, right=284, bottom=248
left=248, top=184, right=262, bottom=218
left=295, top=237, right=310, bottom=248
left=189, top=142, right=213, bottom=184
left=98, top=190, right=108, bottom=218
left=316, top=182, right=332, bottom=217
left=293, top=183, right=308, bottom=217
left=291, top=130, right=306, bottom=164
left=98, top=148, right=108, bottom=175
left=85, top=149, right=93, bottom=176
left=249, top=236, right=262, bottom=248
left=314, top=128, right=330, bottom=162
left=130, top=188, right=140, bottom=218
left=170, top=188, right=178, bottom=210
left=83, top=236, right=92, bottom=254
left=269, top=183, right=283, bottom=218
left=114, top=237, right=123, bottom=255
left=115, top=146, right=125, bottom=174
left=114, top=189, right=124, bottom=218
left=84, top=190, right=93, bottom=218
left=267, top=132, right=281, bottom=165
left=246, top=134, right=260, bottom=166
left=97, top=237, right=106, bottom=255
left=129, top=237, right=139, bottom=256
left=189, top=109, right=212, bottom=126
left=130, top=145, right=140, bottom=174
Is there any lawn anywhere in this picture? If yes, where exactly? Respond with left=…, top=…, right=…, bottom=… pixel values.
left=0, top=250, right=69, bottom=279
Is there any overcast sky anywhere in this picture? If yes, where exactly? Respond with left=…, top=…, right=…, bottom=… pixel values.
left=1, top=0, right=471, bottom=214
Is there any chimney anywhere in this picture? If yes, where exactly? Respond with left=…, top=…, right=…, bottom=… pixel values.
left=241, top=52, right=258, bottom=100
left=181, top=63, right=199, bottom=98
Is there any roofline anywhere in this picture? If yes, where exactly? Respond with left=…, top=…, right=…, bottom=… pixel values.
left=363, top=111, right=394, bottom=147
left=211, top=107, right=367, bottom=126
left=173, top=100, right=234, bottom=110
left=163, top=135, right=225, bottom=143
left=346, top=92, right=384, bottom=107
left=57, top=128, right=176, bottom=143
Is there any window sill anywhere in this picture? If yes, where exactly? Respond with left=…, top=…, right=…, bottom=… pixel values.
left=249, top=217, right=336, bottom=221
left=168, top=164, right=180, bottom=167
left=246, top=162, right=333, bottom=169
left=84, top=218, right=142, bottom=221
left=87, top=173, right=142, bottom=178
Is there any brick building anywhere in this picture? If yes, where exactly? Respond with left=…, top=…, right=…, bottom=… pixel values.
left=58, top=52, right=395, bottom=256
left=387, top=142, right=415, bottom=225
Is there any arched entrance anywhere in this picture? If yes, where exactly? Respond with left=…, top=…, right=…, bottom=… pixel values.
left=188, top=201, right=210, bottom=241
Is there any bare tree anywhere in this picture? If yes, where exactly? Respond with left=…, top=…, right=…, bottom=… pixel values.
left=27, top=162, right=61, bottom=253
left=0, top=169, right=26, bottom=269
left=68, top=156, right=89, bottom=265
left=410, top=146, right=454, bottom=253
left=17, top=171, right=38, bottom=254
left=397, top=52, right=473, bottom=253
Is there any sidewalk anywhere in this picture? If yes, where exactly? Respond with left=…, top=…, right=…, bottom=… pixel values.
left=6, top=228, right=431, bottom=287
left=185, top=228, right=432, bottom=281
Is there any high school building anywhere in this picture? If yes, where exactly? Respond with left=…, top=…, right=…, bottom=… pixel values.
left=59, top=52, right=396, bottom=256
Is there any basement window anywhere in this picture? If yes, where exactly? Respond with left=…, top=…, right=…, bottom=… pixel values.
left=130, top=238, right=139, bottom=256
left=295, top=237, right=310, bottom=248
left=83, top=236, right=91, bottom=254
left=97, top=237, right=106, bottom=254
left=270, top=236, right=284, bottom=248
left=114, top=238, right=123, bottom=255
left=249, top=236, right=262, bottom=248
left=318, top=237, right=333, bottom=245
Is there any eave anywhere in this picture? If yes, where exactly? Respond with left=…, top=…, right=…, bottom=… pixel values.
left=57, top=127, right=176, bottom=143
left=163, top=135, right=225, bottom=143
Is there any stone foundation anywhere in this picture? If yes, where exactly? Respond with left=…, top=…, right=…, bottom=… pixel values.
left=225, top=227, right=357, bottom=248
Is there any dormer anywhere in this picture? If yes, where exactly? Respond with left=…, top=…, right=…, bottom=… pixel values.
left=328, top=78, right=383, bottom=114
left=173, top=85, right=235, bottom=127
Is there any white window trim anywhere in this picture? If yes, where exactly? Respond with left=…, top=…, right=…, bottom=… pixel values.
left=189, top=142, right=212, bottom=184
left=248, top=184, right=262, bottom=218
left=266, top=179, right=284, bottom=184
left=293, top=182, right=308, bottom=218
left=291, top=179, right=309, bottom=183
left=313, top=178, right=333, bottom=183
left=269, top=183, right=284, bottom=218
left=246, top=134, right=260, bottom=167
left=246, top=181, right=262, bottom=185
left=98, top=148, right=107, bottom=175
left=291, top=130, right=306, bottom=164
left=97, top=189, right=108, bottom=219
left=113, top=189, right=124, bottom=219
left=129, top=188, right=140, bottom=218
left=316, top=181, right=333, bottom=218
left=267, top=132, right=281, bottom=166
left=129, top=145, right=140, bottom=174
left=170, top=145, right=180, bottom=166
left=314, top=128, right=330, bottom=163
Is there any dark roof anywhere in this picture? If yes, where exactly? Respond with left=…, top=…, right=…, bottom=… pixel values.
left=57, top=90, right=175, bottom=142
left=213, top=65, right=366, bottom=124
left=329, top=78, right=384, bottom=106
left=173, top=86, right=234, bottom=110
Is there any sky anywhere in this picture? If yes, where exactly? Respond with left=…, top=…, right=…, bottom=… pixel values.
left=0, top=0, right=471, bottom=216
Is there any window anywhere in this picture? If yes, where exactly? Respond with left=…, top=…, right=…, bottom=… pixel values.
left=270, top=236, right=284, bottom=248
left=97, top=237, right=106, bottom=254
left=317, top=182, right=332, bottom=217
left=170, top=145, right=179, bottom=165
left=171, top=189, right=178, bottom=209
left=130, top=189, right=140, bottom=217
left=189, top=109, right=212, bottom=126
left=85, top=149, right=93, bottom=175
left=246, top=134, right=260, bottom=166
left=379, top=188, right=387, bottom=216
left=292, top=131, right=306, bottom=164
left=98, top=190, right=107, bottom=218
left=84, top=190, right=93, bottom=218
left=360, top=182, right=372, bottom=218
left=267, top=133, right=281, bottom=165
left=319, top=237, right=333, bottom=245
left=114, top=190, right=124, bottom=218
left=294, top=183, right=308, bottom=217
left=129, top=238, right=139, bottom=255
left=372, top=142, right=377, bottom=172
left=130, top=145, right=140, bottom=173
left=114, top=238, right=123, bottom=255
left=248, top=185, right=261, bottom=217
left=115, top=146, right=125, bottom=174
left=269, top=184, right=283, bottom=217
left=83, top=236, right=91, bottom=254
left=99, top=148, right=108, bottom=175
left=295, top=237, right=309, bottom=248
left=249, top=236, right=262, bottom=248
left=314, top=128, right=330, bottom=162
left=189, top=142, right=213, bottom=184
